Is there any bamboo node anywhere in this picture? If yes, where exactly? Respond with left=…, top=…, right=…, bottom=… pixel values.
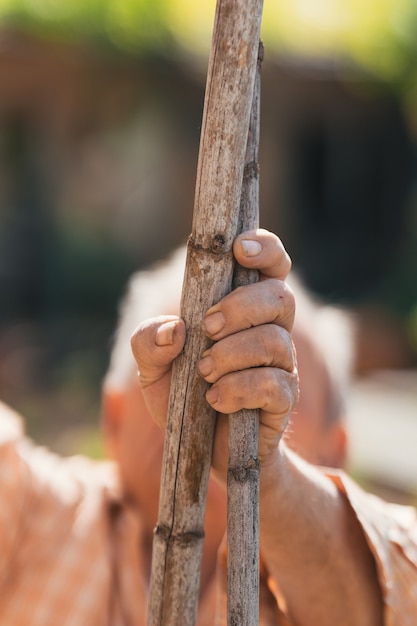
left=187, top=234, right=234, bottom=259
left=228, top=456, right=260, bottom=483
left=154, top=524, right=205, bottom=545
left=212, top=233, right=226, bottom=252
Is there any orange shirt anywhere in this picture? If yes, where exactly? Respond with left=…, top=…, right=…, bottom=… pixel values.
left=1, top=407, right=416, bottom=625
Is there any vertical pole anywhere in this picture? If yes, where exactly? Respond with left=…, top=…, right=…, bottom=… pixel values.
left=227, top=42, right=263, bottom=626
left=147, top=2, right=264, bottom=625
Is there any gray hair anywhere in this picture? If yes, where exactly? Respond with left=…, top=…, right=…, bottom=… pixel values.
left=104, top=246, right=355, bottom=427
left=104, top=246, right=186, bottom=391
left=288, top=273, right=355, bottom=424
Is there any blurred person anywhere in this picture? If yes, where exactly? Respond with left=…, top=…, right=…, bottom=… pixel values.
left=105, top=244, right=352, bottom=472
left=0, top=228, right=414, bottom=625
left=283, top=272, right=352, bottom=469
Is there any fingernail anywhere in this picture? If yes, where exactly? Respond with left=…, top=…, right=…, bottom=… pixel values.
left=155, top=321, right=177, bottom=346
left=198, top=355, right=213, bottom=377
left=203, top=312, right=225, bottom=337
left=206, top=386, right=219, bottom=405
left=241, top=239, right=262, bottom=257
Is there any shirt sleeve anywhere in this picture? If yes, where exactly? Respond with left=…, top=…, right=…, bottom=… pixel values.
left=254, top=468, right=417, bottom=626
left=327, top=470, right=417, bottom=626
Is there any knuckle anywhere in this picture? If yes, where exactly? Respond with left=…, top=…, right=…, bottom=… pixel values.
left=264, top=370, right=297, bottom=416
left=271, top=281, right=295, bottom=329
left=281, top=249, right=292, bottom=275
left=259, top=326, right=295, bottom=371
left=265, top=231, right=292, bottom=275
left=273, top=235, right=292, bottom=273
left=277, top=281, right=295, bottom=311
left=130, top=322, right=147, bottom=364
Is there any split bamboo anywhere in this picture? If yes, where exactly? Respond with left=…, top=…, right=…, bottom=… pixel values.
left=147, top=1, right=264, bottom=625
left=227, top=42, right=263, bottom=626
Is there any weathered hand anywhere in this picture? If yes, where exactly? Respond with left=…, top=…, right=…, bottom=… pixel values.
left=131, top=229, right=299, bottom=478
left=198, top=229, right=298, bottom=476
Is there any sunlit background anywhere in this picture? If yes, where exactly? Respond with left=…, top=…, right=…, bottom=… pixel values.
left=0, top=0, right=416, bottom=500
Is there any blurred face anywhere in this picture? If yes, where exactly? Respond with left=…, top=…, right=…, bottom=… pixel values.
left=103, top=372, right=165, bottom=527
left=284, top=327, right=347, bottom=469
left=103, top=371, right=226, bottom=536
left=103, top=322, right=347, bottom=532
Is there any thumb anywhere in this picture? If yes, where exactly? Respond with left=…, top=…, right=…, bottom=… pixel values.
left=130, top=315, right=185, bottom=389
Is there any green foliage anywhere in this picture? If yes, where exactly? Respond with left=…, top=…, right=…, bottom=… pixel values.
left=1, top=0, right=417, bottom=100
left=0, top=0, right=174, bottom=54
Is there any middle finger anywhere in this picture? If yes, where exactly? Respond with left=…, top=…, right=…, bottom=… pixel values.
left=198, top=325, right=295, bottom=384
left=202, top=279, right=295, bottom=342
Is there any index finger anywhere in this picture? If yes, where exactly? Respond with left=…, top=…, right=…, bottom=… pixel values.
left=233, top=228, right=292, bottom=281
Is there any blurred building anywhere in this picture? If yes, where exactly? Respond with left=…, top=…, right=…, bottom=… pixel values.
left=0, top=28, right=416, bottom=432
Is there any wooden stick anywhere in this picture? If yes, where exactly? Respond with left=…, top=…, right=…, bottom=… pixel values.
left=147, top=1, right=264, bottom=625
left=227, top=41, right=263, bottom=626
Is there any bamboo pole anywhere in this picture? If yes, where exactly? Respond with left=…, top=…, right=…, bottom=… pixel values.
left=227, top=42, right=263, bottom=626
left=147, top=1, right=264, bottom=625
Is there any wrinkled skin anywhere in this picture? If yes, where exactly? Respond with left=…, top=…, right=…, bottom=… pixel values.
left=131, top=229, right=299, bottom=487
left=107, top=228, right=383, bottom=626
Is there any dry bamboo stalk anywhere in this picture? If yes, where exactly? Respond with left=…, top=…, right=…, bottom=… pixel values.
left=227, top=42, right=263, bottom=626
left=147, top=1, right=264, bottom=625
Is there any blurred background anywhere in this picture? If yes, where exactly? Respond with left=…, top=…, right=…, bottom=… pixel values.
left=0, top=0, right=416, bottom=501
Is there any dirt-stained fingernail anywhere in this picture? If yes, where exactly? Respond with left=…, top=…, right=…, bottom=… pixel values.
left=203, top=312, right=225, bottom=337
left=241, top=239, right=262, bottom=257
left=155, top=321, right=177, bottom=346
left=206, top=386, right=219, bottom=405
left=198, top=355, right=213, bottom=377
